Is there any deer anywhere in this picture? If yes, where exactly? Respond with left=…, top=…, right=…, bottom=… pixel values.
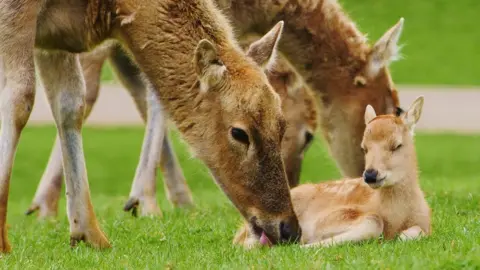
left=26, top=32, right=319, bottom=218
left=233, top=96, right=431, bottom=249
left=0, top=0, right=302, bottom=252
left=217, top=0, right=406, bottom=178
left=26, top=0, right=407, bottom=220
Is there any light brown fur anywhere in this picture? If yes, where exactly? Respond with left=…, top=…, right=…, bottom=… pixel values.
left=0, top=0, right=301, bottom=252
left=27, top=31, right=319, bottom=218
left=234, top=96, right=431, bottom=248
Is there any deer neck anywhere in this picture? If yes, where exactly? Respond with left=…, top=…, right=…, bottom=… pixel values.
left=222, top=0, right=370, bottom=95
left=114, top=0, right=243, bottom=134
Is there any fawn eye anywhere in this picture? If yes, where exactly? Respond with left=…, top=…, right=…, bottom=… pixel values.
left=231, top=127, right=249, bottom=145
left=392, top=144, right=403, bottom=151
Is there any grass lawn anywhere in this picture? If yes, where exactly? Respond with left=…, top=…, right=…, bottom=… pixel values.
left=99, top=0, right=480, bottom=86
left=0, top=126, right=478, bottom=269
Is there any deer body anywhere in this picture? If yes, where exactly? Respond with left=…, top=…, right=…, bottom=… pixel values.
left=0, top=0, right=302, bottom=252
left=234, top=96, right=431, bottom=248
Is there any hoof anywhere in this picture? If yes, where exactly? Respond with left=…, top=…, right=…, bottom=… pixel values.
left=0, top=229, right=11, bottom=253
left=123, top=197, right=139, bottom=217
left=123, top=197, right=162, bottom=217
left=70, top=229, right=111, bottom=249
left=25, top=201, right=58, bottom=219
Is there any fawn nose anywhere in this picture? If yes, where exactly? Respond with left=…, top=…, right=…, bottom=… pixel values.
left=363, top=169, right=378, bottom=183
left=279, top=218, right=302, bottom=243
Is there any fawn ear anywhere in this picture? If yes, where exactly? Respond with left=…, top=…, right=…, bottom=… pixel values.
left=364, top=105, right=377, bottom=125
left=366, top=18, right=404, bottom=77
left=194, top=39, right=227, bottom=92
left=403, top=95, right=424, bottom=133
left=246, top=21, right=284, bottom=71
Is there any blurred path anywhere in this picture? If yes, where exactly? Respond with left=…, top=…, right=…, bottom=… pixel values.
left=28, top=84, right=480, bottom=133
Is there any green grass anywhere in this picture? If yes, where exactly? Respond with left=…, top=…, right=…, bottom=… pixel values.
left=100, top=0, right=480, bottom=86
left=0, top=126, right=478, bottom=269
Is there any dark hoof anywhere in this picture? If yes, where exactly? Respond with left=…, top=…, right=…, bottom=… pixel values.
left=24, top=205, right=39, bottom=216
left=123, top=197, right=139, bottom=217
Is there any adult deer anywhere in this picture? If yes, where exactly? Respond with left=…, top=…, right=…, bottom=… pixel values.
left=27, top=32, right=319, bottom=218
left=0, top=0, right=300, bottom=252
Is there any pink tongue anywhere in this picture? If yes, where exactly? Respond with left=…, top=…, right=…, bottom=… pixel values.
left=259, top=231, right=272, bottom=247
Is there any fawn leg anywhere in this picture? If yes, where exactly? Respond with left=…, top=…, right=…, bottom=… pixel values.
left=0, top=0, right=37, bottom=253
left=35, top=50, right=110, bottom=248
left=26, top=46, right=109, bottom=218
left=302, top=210, right=383, bottom=248
left=399, top=225, right=425, bottom=241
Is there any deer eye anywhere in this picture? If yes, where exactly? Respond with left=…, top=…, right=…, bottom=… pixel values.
left=231, top=127, right=249, bottom=145
left=392, top=144, right=403, bottom=151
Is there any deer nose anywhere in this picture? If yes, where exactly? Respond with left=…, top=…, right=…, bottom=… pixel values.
left=279, top=218, right=302, bottom=243
left=363, top=169, right=378, bottom=183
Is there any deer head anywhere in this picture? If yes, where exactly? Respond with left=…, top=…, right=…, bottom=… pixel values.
left=361, top=96, right=424, bottom=189
left=319, top=17, right=406, bottom=178
left=239, top=34, right=319, bottom=188
left=190, top=21, right=301, bottom=244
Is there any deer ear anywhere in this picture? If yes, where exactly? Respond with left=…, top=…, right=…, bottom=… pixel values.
left=364, top=105, right=377, bottom=125
left=194, top=39, right=227, bottom=92
left=246, top=21, right=284, bottom=71
left=403, top=95, right=424, bottom=133
left=366, top=18, right=404, bottom=77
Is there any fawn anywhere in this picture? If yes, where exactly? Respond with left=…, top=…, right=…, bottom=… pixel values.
left=234, top=96, right=431, bottom=248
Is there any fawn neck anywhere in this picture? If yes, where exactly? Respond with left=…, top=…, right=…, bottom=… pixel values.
left=378, top=150, right=421, bottom=207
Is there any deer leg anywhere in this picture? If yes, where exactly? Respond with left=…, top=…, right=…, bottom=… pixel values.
left=35, top=50, right=110, bottom=249
left=109, top=45, right=193, bottom=214
left=399, top=225, right=424, bottom=241
left=26, top=47, right=109, bottom=219
left=301, top=210, right=383, bottom=248
left=159, top=133, right=193, bottom=207
left=0, top=1, right=37, bottom=253
left=123, top=86, right=165, bottom=217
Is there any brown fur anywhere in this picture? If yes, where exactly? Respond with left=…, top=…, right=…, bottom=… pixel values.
left=0, top=0, right=301, bottom=252
left=217, top=0, right=404, bottom=178
left=234, top=96, right=431, bottom=248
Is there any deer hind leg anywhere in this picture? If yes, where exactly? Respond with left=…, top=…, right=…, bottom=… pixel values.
left=108, top=45, right=193, bottom=215
left=123, top=86, right=165, bottom=216
left=302, top=209, right=383, bottom=248
left=26, top=47, right=109, bottom=219
left=159, top=134, right=193, bottom=207
left=0, top=0, right=37, bottom=253
left=34, top=50, right=110, bottom=249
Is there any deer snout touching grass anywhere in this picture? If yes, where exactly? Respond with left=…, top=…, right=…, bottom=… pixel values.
left=234, top=96, right=431, bottom=249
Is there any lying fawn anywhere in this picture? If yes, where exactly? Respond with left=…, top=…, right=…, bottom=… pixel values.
left=234, top=96, right=431, bottom=248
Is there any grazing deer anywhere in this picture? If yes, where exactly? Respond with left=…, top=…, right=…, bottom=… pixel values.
left=217, top=0, right=406, bottom=178
left=27, top=32, right=319, bottom=218
left=233, top=96, right=431, bottom=249
left=0, top=0, right=301, bottom=252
